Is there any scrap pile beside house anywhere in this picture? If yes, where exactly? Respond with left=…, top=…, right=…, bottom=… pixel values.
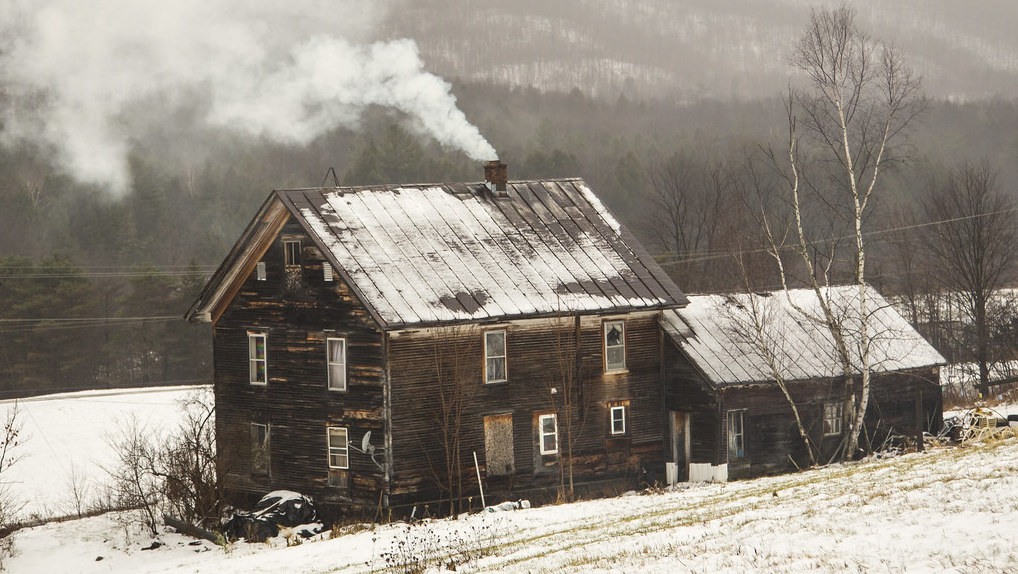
left=186, top=161, right=946, bottom=515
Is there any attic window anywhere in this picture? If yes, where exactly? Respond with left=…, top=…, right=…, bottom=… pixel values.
left=255, top=261, right=266, bottom=281
left=323, top=262, right=334, bottom=282
left=284, top=240, right=301, bottom=268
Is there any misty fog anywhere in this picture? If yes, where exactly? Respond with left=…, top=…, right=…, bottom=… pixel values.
left=1, top=0, right=1018, bottom=397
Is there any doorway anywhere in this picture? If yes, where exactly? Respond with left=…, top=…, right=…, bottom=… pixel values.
left=670, top=411, right=690, bottom=481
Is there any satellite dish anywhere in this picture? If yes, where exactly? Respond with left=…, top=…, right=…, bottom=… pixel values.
left=361, top=431, right=374, bottom=454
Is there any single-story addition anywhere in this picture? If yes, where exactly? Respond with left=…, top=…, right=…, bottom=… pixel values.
left=661, top=286, right=945, bottom=480
left=185, top=162, right=688, bottom=514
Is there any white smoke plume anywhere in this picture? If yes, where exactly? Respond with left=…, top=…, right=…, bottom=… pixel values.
left=0, top=0, right=496, bottom=193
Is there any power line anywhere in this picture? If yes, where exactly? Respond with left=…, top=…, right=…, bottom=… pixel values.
left=655, top=206, right=1018, bottom=266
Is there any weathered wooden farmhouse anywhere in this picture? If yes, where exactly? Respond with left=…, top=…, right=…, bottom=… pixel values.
left=185, top=162, right=688, bottom=513
left=661, top=286, right=945, bottom=480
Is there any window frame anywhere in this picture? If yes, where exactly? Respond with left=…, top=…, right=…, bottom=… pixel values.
left=538, top=413, right=559, bottom=455
left=609, top=405, right=627, bottom=435
left=255, top=261, right=266, bottom=281
left=323, top=261, right=334, bottom=282
left=248, top=333, right=268, bottom=386
left=823, top=401, right=844, bottom=436
left=326, top=337, right=347, bottom=392
left=484, top=329, right=508, bottom=384
left=250, top=422, right=270, bottom=476
left=327, top=426, right=349, bottom=470
left=727, top=410, right=746, bottom=462
left=284, top=239, right=301, bottom=268
left=603, top=320, right=627, bottom=373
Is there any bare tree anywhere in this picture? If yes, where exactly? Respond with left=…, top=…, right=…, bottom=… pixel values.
left=725, top=258, right=819, bottom=467
left=544, top=315, right=586, bottom=500
left=648, top=153, right=732, bottom=291
left=427, top=327, right=477, bottom=516
left=0, top=401, right=24, bottom=565
left=758, top=5, right=925, bottom=457
left=922, top=161, right=1018, bottom=395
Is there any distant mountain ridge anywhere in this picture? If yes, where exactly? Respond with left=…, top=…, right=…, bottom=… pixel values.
left=385, top=0, right=1018, bottom=100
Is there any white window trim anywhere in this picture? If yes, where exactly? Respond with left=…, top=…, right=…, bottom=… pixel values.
left=327, top=337, right=347, bottom=391
left=603, top=320, right=626, bottom=373
left=824, top=401, right=844, bottom=436
left=255, top=261, right=266, bottom=281
left=727, top=409, right=746, bottom=462
left=610, top=405, right=626, bottom=435
left=538, top=413, right=559, bottom=455
left=484, top=330, right=507, bottom=384
left=249, top=333, right=268, bottom=386
left=327, top=426, right=349, bottom=470
left=284, top=239, right=301, bottom=268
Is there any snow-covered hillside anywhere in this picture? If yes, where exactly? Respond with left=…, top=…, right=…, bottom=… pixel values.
left=0, top=386, right=201, bottom=520
left=3, top=386, right=1017, bottom=573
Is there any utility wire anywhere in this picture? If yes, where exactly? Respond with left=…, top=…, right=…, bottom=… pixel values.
left=655, top=206, right=1018, bottom=266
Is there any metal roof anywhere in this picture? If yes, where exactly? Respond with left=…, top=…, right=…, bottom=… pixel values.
left=662, top=286, right=945, bottom=386
left=276, top=178, right=687, bottom=329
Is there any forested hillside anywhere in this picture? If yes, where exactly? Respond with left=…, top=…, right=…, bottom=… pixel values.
left=386, top=0, right=1018, bottom=100
left=2, top=83, right=1017, bottom=398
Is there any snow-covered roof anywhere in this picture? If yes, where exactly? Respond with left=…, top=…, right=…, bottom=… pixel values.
left=269, top=178, right=686, bottom=328
left=662, top=286, right=946, bottom=386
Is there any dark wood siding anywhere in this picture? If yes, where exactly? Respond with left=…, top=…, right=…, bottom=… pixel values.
left=214, top=220, right=386, bottom=507
left=663, top=341, right=718, bottom=465
left=718, top=368, right=943, bottom=479
left=386, top=312, right=665, bottom=507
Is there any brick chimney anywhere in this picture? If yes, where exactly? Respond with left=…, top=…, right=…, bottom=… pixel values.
left=484, top=160, right=508, bottom=197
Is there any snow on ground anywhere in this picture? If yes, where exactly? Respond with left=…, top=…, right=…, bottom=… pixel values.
left=8, top=436, right=1018, bottom=573
left=0, top=386, right=203, bottom=520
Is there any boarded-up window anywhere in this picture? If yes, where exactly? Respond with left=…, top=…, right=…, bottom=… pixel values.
left=251, top=422, right=270, bottom=476
left=484, top=414, right=514, bottom=476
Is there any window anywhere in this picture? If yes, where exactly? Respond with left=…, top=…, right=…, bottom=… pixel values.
left=484, top=330, right=507, bottom=383
left=824, top=401, right=844, bottom=436
left=323, top=262, right=334, bottom=282
left=251, top=423, right=270, bottom=476
left=604, top=320, right=626, bottom=372
left=284, top=240, right=301, bottom=267
left=484, top=413, right=515, bottom=476
left=727, top=410, right=745, bottom=461
left=538, top=413, right=558, bottom=455
left=327, top=338, right=347, bottom=391
left=256, top=261, right=266, bottom=281
left=248, top=333, right=267, bottom=385
left=610, top=405, right=626, bottom=435
left=327, top=427, right=349, bottom=469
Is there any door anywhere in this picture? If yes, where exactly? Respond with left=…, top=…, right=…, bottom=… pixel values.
left=670, top=411, right=690, bottom=481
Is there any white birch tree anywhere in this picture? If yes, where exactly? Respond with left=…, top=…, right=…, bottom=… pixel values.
left=758, top=5, right=924, bottom=457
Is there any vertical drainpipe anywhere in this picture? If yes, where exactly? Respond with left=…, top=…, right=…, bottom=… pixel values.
left=382, top=330, right=392, bottom=511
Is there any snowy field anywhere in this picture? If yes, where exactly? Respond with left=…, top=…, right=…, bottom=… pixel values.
left=3, top=389, right=1017, bottom=572
left=0, top=386, right=202, bottom=520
